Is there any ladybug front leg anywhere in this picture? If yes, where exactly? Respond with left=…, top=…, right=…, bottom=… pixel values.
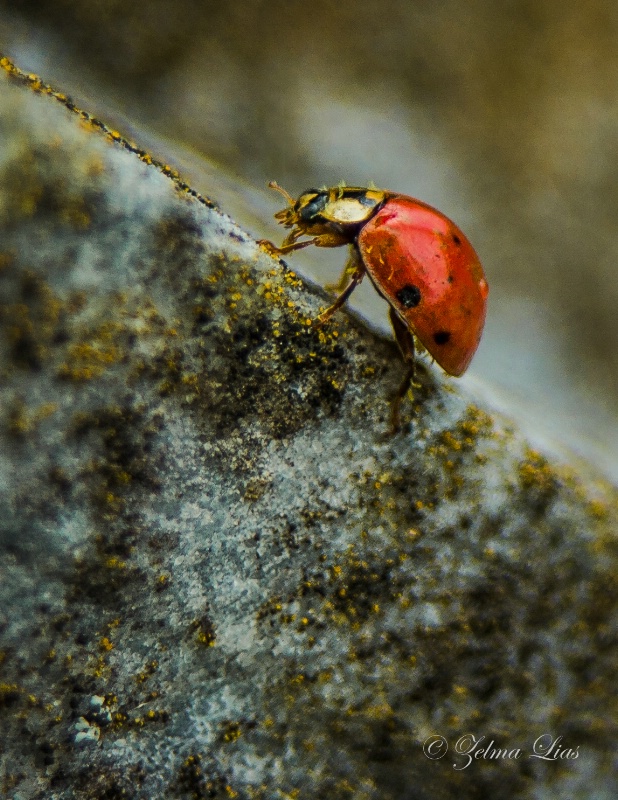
left=258, top=225, right=316, bottom=256
left=258, top=236, right=321, bottom=257
left=315, top=247, right=365, bottom=325
left=258, top=228, right=350, bottom=258
left=388, top=306, right=419, bottom=433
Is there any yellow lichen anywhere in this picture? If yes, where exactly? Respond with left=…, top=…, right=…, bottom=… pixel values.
left=222, top=721, right=242, bottom=742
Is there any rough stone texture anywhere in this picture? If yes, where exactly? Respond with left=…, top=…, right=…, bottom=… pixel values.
left=1, top=57, right=618, bottom=800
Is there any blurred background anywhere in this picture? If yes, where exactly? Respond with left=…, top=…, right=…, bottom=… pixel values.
left=2, top=0, right=618, bottom=479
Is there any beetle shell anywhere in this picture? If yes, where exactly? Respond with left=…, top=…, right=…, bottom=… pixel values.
left=357, top=195, right=488, bottom=376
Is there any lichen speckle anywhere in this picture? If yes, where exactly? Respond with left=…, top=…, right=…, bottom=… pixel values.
left=2, top=58, right=618, bottom=800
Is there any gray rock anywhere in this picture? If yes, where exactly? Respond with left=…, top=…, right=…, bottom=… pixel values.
left=1, top=57, right=617, bottom=800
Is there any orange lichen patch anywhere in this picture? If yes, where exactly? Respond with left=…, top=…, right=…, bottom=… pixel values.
left=438, top=406, right=493, bottom=456
left=459, top=404, right=493, bottom=435
left=588, top=498, right=609, bottom=520
left=1, top=133, right=96, bottom=226
left=104, top=556, right=127, bottom=569
left=134, top=660, right=159, bottom=684
left=156, top=573, right=171, bottom=590
left=222, top=720, right=242, bottom=742
left=58, top=198, right=92, bottom=229
left=176, top=754, right=238, bottom=797
left=0, top=683, right=23, bottom=707
left=6, top=398, right=58, bottom=435
left=191, top=616, right=216, bottom=647
left=259, top=268, right=309, bottom=324
left=57, top=323, right=124, bottom=381
left=256, top=596, right=284, bottom=621
left=518, top=448, right=559, bottom=493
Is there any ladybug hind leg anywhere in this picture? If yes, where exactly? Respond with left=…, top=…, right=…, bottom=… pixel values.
left=325, top=246, right=363, bottom=293
left=388, top=306, right=420, bottom=433
left=315, top=246, right=365, bottom=325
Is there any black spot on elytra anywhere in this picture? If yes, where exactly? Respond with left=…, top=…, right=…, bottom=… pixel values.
left=395, top=284, right=421, bottom=309
left=452, top=234, right=461, bottom=245
left=434, top=330, right=451, bottom=345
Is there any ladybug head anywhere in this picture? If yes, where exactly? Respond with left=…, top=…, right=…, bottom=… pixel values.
left=269, top=183, right=328, bottom=229
left=268, top=182, right=386, bottom=234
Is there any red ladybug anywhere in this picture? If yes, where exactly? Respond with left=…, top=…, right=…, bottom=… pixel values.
left=259, top=182, right=488, bottom=430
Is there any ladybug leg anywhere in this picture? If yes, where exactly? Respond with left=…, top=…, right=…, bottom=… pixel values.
left=259, top=228, right=350, bottom=257
left=325, top=252, right=361, bottom=294
left=258, top=236, right=320, bottom=257
left=258, top=225, right=317, bottom=255
left=388, top=306, right=419, bottom=433
left=315, top=248, right=365, bottom=325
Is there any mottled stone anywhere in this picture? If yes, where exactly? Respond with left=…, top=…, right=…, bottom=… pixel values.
left=1, top=58, right=617, bottom=800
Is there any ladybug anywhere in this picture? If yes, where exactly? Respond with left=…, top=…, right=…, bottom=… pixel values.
left=259, top=182, right=488, bottom=430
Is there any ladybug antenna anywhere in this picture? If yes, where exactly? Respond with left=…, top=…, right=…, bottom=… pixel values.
left=268, top=181, right=295, bottom=206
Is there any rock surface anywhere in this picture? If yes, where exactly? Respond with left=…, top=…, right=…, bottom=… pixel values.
left=1, top=57, right=617, bottom=800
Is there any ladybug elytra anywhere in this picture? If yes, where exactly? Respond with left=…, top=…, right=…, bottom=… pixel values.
left=259, top=182, right=488, bottom=431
